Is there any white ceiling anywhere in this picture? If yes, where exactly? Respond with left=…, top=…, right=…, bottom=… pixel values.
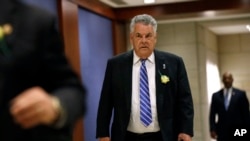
left=205, top=20, right=250, bottom=35
left=99, top=0, right=250, bottom=35
left=209, top=24, right=250, bottom=35
left=157, top=12, right=250, bottom=35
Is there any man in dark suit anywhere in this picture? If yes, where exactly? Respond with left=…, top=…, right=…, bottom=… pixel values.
left=96, top=14, right=194, bottom=141
left=0, top=0, right=85, bottom=141
left=209, top=72, right=250, bottom=141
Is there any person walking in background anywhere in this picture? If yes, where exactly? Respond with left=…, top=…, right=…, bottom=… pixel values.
left=96, top=14, right=194, bottom=141
left=0, top=0, right=86, bottom=141
left=209, top=72, right=250, bottom=141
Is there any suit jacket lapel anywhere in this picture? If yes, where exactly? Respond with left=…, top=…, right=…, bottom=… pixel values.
left=218, top=90, right=227, bottom=110
left=123, top=50, right=133, bottom=112
left=227, top=88, right=237, bottom=110
left=154, top=50, right=171, bottom=115
left=1, top=2, right=21, bottom=57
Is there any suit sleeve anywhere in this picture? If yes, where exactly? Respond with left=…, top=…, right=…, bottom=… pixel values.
left=209, top=94, right=217, bottom=132
left=176, top=57, right=194, bottom=136
left=240, top=91, right=250, bottom=126
left=38, top=13, right=86, bottom=129
left=96, top=59, right=113, bottom=138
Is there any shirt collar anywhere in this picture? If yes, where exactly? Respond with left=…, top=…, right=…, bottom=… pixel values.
left=224, top=87, right=232, bottom=93
left=133, top=51, right=155, bottom=65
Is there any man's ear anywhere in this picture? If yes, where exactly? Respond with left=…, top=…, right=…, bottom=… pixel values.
left=129, top=33, right=133, bottom=44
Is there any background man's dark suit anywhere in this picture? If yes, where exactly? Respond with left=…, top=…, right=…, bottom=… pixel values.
left=209, top=88, right=250, bottom=141
left=0, top=0, right=85, bottom=141
left=96, top=49, right=194, bottom=141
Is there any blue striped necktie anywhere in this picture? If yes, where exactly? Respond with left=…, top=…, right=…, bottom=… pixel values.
left=224, top=89, right=230, bottom=110
left=140, top=59, right=152, bottom=126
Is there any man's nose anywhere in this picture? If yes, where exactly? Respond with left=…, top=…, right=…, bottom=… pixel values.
left=141, top=37, right=147, bottom=42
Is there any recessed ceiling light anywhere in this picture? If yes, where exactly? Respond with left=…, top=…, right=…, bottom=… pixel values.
left=246, top=25, right=250, bottom=31
left=144, top=0, right=155, bottom=4
left=203, top=11, right=216, bottom=17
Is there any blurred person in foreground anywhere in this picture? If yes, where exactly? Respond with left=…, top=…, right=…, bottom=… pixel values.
left=0, top=0, right=86, bottom=141
left=96, top=14, right=194, bottom=141
left=209, top=72, right=250, bottom=141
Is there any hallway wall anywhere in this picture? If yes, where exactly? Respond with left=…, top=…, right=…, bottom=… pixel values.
left=78, top=8, right=114, bottom=141
left=218, top=33, right=250, bottom=99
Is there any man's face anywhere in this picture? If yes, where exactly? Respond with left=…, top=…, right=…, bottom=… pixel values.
left=222, top=73, right=233, bottom=88
left=130, top=23, right=157, bottom=59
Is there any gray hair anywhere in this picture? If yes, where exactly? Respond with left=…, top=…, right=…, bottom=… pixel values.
left=130, top=14, right=157, bottom=33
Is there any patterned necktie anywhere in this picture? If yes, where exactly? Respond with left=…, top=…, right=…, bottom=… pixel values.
left=224, top=89, right=230, bottom=110
left=139, top=59, right=152, bottom=126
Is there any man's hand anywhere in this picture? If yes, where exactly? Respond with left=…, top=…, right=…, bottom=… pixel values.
left=10, top=86, right=60, bottom=128
left=178, top=133, right=192, bottom=141
left=210, top=131, right=217, bottom=139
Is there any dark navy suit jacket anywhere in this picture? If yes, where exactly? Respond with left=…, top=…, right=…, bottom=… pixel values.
left=0, top=1, right=85, bottom=141
left=209, top=87, right=250, bottom=141
left=96, top=49, right=194, bottom=141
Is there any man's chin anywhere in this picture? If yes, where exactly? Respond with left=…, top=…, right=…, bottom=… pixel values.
left=138, top=50, right=152, bottom=58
